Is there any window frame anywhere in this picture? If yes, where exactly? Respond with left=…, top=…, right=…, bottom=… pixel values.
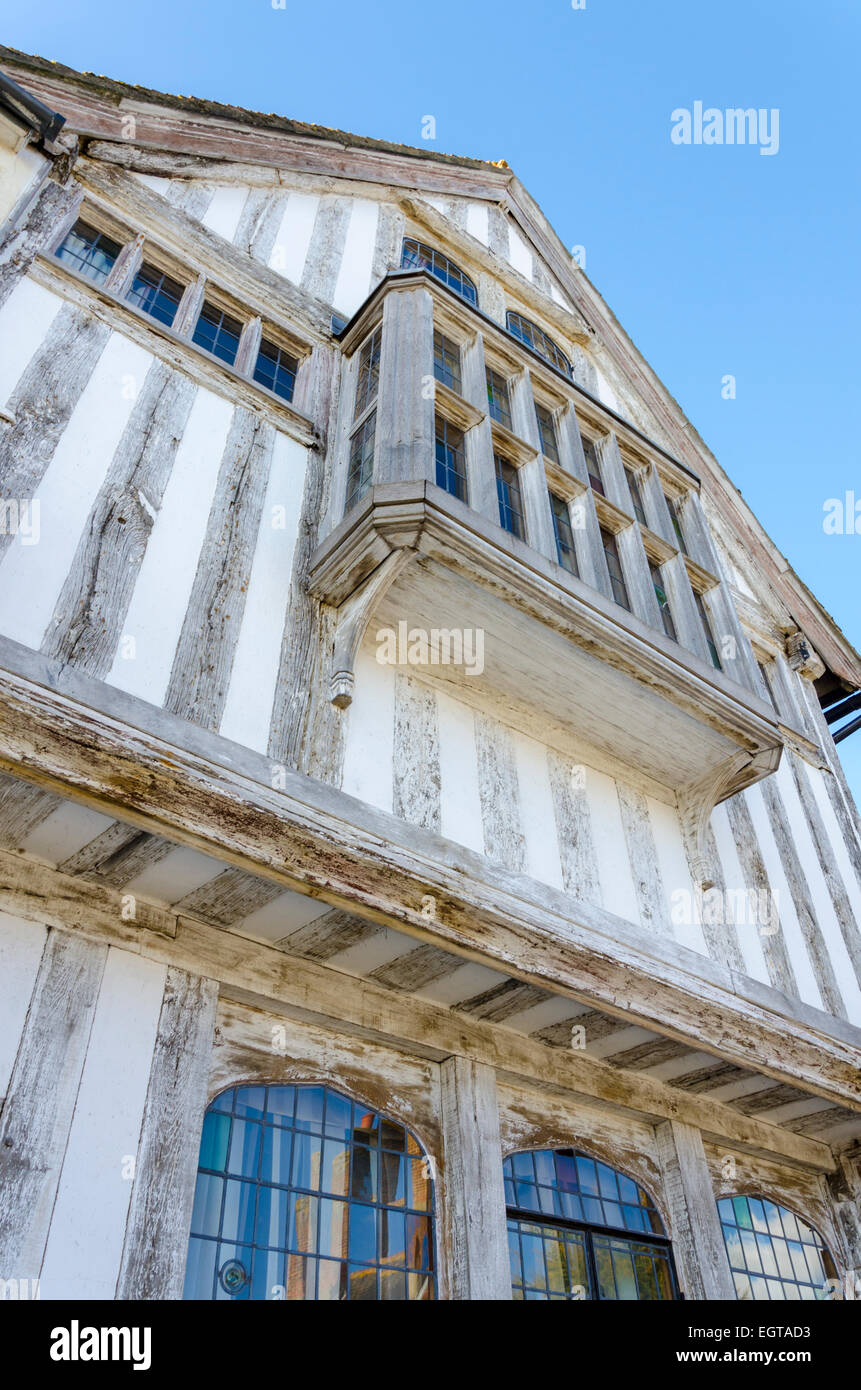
left=717, top=1193, right=838, bottom=1301
left=506, top=310, right=573, bottom=378
left=184, top=1081, right=438, bottom=1302
left=600, top=524, right=631, bottom=611
left=432, top=328, right=462, bottom=396
left=434, top=413, right=469, bottom=504
left=549, top=490, right=578, bottom=576
left=344, top=410, right=377, bottom=515
left=485, top=364, right=513, bottom=431
left=494, top=452, right=526, bottom=540
left=353, top=325, right=383, bottom=420
left=401, top=237, right=477, bottom=305
left=505, top=1148, right=679, bottom=1302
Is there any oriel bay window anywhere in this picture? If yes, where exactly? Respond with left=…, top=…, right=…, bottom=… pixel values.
left=505, top=1150, right=677, bottom=1300
left=54, top=219, right=122, bottom=285
left=495, top=454, right=525, bottom=539
left=184, top=1083, right=436, bottom=1301
left=601, top=526, right=630, bottom=610
left=401, top=237, right=477, bottom=305
left=718, top=1196, right=837, bottom=1300
left=433, top=330, right=462, bottom=394
left=434, top=415, right=468, bottom=503
left=550, top=492, right=578, bottom=575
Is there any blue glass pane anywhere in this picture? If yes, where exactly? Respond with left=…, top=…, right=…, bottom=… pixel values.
left=221, top=1179, right=257, bottom=1244
left=226, top=1119, right=261, bottom=1177
left=256, top=1184, right=290, bottom=1249
left=184, top=1237, right=217, bottom=1299
left=198, top=1111, right=230, bottom=1171
left=348, top=1203, right=377, bottom=1263
left=190, top=1174, right=223, bottom=1237
left=265, top=1086, right=295, bottom=1127
left=259, top=1123, right=292, bottom=1186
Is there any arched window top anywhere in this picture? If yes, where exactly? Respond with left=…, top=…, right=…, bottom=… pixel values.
left=505, top=1148, right=665, bottom=1235
left=401, top=237, right=477, bottom=304
left=184, top=1082, right=436, bottom=1301
left=505, top=1148, right=675, bottom=1300
left=506, top=311, right=572, bottom=377
left=718, top=1195, right=837, bottom=1301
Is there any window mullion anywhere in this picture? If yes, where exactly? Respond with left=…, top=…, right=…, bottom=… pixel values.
left=104, top=230, right=144, bottom=297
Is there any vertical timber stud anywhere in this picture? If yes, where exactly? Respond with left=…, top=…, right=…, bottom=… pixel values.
left=827, top=1151, right=861, bottom=1293
left=655, top=1120, right=736, bottom=1300
left=116, top=968, right=218, bottom=1300
left=439, top=1057, right=511, bottom=1300
left=0, top=930, right=107, bottom=1283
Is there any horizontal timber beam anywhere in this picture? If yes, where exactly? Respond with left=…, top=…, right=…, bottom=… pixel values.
left=0, top=862, right=835, bottom=1172
left=0, top=636, right=859, bottom=1114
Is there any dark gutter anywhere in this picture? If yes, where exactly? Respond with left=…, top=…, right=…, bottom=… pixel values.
left=0, top=68, right=65, bottom=145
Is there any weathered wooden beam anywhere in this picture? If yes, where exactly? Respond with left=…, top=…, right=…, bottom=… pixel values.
left=439, top=1057, right=511, bottom=1299
left=0, top=930, right=107, bottom=1281
left=0, top=875, right=838, bottom=1170
left=115, top=967, right=218, bottom=1299
left=655, top=1120, right=736, bottom=1299
left=0, top=846, right=177, bottom=941
left=0, top=642, right=858, bottom=1114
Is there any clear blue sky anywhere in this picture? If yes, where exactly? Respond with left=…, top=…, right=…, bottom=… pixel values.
left=2, top=0, right=859, bottom=794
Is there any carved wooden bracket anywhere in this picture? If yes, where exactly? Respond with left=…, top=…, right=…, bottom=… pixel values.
left=785, top=630, right=826, bottom=682
left=677, top=745, right=782, bottom=889
left=329, top=549, right=415, bottom=708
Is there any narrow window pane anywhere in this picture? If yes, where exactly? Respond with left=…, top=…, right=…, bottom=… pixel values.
left=433, top=330, right=461, bottom=394
left=486, top=367, right=512, bottom=430
left=126, top=261, right=185, bottom=327
left=253, top=337, right=298, bottom=402
left=601, top=527, right=630, bottom=610
left=55, top=219, right=122, bottom=285
left=550, top=492, right=578, bottom=575
left=345, top=411, right=376, bottom=513
left=354, top=327, right=381, bottom=417
left=192, top=300, right=242, bottom=365
left=434, top=415, right=468, bottom=503
left=495, top=454, right=524, bottom=539
left=535, top=403, right=559, bottom=462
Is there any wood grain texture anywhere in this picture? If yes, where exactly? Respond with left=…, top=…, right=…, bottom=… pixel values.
left=474, top=713, right=526, bottom=871
left=115, top=967, right=218, bottom=1299
left=547, top=751, right=600, bottom=904
left=165, top=407, right=274, bottom=729
left=617, top=784, right=670, bottom=936
left=0, top=176, right=80, bottom=310
left=0, top=929, right=107, bottom=1280
left=368, top=942, right=461, bottom=992
left=233, top=189, right=288, bottom=263
left=392, top=673, right=441, bottom=831
left=787, top=751, right=861, bottom=992
left=0, top=845, right=177, bottom=940
left=41, top=359, right=196, bottom=675
left=301, top=195, right=352, bottom=303
left=0, top=303, right=110, bottom=563
left=0, top=773, right=60, bottom=844
left=276, top=908, right=381, bottom=961
left=758, top=776, right=846, bottom=1019
left=175, top=867, right=283, bottom=927
left=655, top=1119, right=736, bottom=1299
left=440, top=1056, right=511, bottom=1299
left=725, top=793, right=799, bottom=998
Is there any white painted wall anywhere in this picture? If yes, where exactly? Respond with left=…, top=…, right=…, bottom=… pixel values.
left=219, top=432, right=307, bottom=753
left=269, top=191, right=319, bottom=283
left=0, top=277, right=61, bottom=406
left=332, top=198, right=379, bottom=316
left=202, top=186, right=249, bottom=243
left=39, top=946, right=167, bottom=1299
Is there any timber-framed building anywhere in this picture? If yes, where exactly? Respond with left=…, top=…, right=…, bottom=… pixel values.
left=1, top=47, right=861, bottom=1302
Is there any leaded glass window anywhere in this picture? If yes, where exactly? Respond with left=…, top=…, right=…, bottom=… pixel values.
left=495, top=454, right=524, bottom=539
left=354, top=327, right=382, bottom=419
left=126, top=261, right=186, bottom=327
left=695, top=589, right=721, bottom=669
left=401, top=238, right=477, bottom=304
left=192, top=300, right=243, bottom=366
left=535, top=403, right=559, bottom=463
left=625, top=466, right=648, bottom=527
left=550, top=492, right=578, bottom=575
left=55, top=219, right=122, bottom=286
left=433, top=330, right=461, bottom=394
left=601, top=527, right=630, bottom=610
left=345, top=412, right=376, bottom=513
left=505, top=1149, right=676, bottom=1301
left=718, top=1195, right=837, bottom=1301
left=486, top=367, right=512, bottom=430
left=506, top=312, right=572, bottom=377
left=254, top=338, right=298, bottom=403
left=184, top=1084, right=436, bottom=1301
left=435, top=416, right=468, bottom=503
left=649, top=561, right=677, bottom=641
